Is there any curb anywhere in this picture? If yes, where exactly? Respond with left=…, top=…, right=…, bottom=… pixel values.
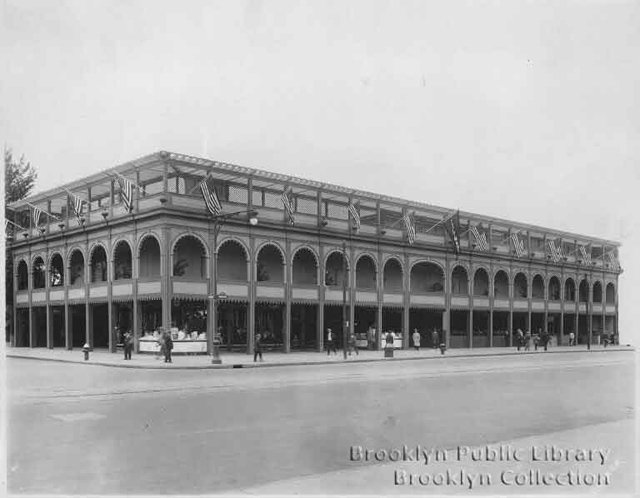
left=6, top=346, right=634, bottom=371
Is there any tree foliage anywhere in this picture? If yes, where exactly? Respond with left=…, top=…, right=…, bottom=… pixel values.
left=5, top=148, right=37, bottom=343
left=5, top=148, right=37, bottom=204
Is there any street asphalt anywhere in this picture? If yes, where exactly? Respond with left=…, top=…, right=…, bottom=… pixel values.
left=6, top=349, right=636, bottom=495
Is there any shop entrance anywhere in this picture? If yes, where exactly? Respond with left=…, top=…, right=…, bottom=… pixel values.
left=450, top=310, right=469, bottom=348
left=218, top=302, right=248, bottom=351
left=492, top=311, right=510, bottom=347
left=52, top=306, right=65, bottom=348
left=91, top=303, right=109, bottom=348
left=256, top=302, right=285, bottom=350
left=409, top=309, right=443, bottom=348
left=70, top=304, right=86, bottom=348
left=290, top=304, right=317, bottom=350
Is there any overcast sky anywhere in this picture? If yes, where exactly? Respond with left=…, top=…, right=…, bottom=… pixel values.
left=2, top=0, right=639, bottom=340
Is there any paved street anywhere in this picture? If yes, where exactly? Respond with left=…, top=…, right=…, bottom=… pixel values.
left=7, top=350, right=635, bottom=495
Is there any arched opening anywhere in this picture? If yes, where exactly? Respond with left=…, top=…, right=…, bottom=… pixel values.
left=69, top=250, right=85, bottom=285
left=17, top=260, right=28, bottom=290
left=451, top=266, right=468, bottom=295
left=564, top=278, right=576, bottom=301
left=292, top=248, right=318, bottom=285
left=355, top=255, right=376, bottom=290
left=592, top=281, right=602, bottom=303
left=256, top=244, right=284, bottom=283
left=325, top=251, right=348, bottom=287
left=579, top=279, right=589, bottom=302
left=114, top=241, right=132, bottom=280
left=605, top=283, right=615, bottom=304
left=139, top=236, right=161, bottom=278
left=532, top=274, right=545, bottom=299
left=50, top=254, right=64, bottom=286
left=32, top=257, right=46, bottom=289
left=90, top=246, right=108, bottom=283
left=173, top=235, right=207, bottom=278
left=383, top=258, right=403, bottom=292
left=494, top=271, right=509, bottom=298
left=514, top=273, right=528, bottom=298
left=548, top=276, right=561, bottom=301
left=219, top=240, right=248, bottom=281
left=410, top=262, right=444, bottom=293
left=473, top=268, right=489, bottom=296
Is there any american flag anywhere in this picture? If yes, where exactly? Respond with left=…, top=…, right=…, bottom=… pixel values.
left=32, top=206, right=43, bottom=227
left=70, top=193, right=84, bottom=224
left=281, top=187, right=295, bottom=225
left=547, top=240, right=563, bottom=263
left=511, top=233, right=526, bottom=258
left=199, top=176, right=222, bottom=216
left=579, top=245, right=592, bottom=265
left=470, top=225, right=489, bottom=251
left=607, top=251, right=619, bottom=270
left=403, top=212, right=416, bottom=245
left=117, top=176, right=135, bottom=212
left=348, top=201, right=360, bottom=230
left=444, top=211, right=461, bottom=254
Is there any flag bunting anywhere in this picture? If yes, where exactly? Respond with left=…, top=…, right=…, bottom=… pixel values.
left=470, top=225, right=489, bottom=251
left=579, top=245, right=592, bottom=265
left=281, top=188, right=295, bottom=225
left=444, top=211, right=461, bottom=254
left=511, top=233, right=526, bottom=258
left=403, top=212, right=416, bottom=245
left=348, top=201, right=361, bottom=230
left=199, top=176, right=223, bottom=216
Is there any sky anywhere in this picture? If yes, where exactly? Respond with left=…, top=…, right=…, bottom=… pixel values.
left=2, top=0, right=639, bottom=342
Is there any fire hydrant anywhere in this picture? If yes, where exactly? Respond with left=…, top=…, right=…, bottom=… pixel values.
left=439, top=343, right=446, bottom=355
left=82, top=343, right=90, bottom=361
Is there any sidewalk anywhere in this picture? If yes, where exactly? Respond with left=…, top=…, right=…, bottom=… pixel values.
left=6, top=344, right=633, bottom=370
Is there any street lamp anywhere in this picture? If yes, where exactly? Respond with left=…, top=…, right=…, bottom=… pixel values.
left=342, top=240, right=348, bottom=359
left=207, top=209, right=258, bottom=363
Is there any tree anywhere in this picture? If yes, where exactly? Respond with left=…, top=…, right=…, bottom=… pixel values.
left=5, top=148, right=38, bottom=343
left=5, top=148, right=37, bottom=204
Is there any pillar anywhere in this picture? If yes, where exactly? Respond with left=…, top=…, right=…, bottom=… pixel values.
left=161, top=227, right=172, bottom=332
left=284, top=242, right=291, bottom=353
left=46, top=305, right=53, bottom=349
left=65, top=301, right=72, bottom=349
left=488, top=310, right=494, bottom=347
left=248, top=237, right=256, bottom=355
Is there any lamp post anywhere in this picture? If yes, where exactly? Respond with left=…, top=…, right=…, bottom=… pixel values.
left=207, top=209, right=258, bottom=363
left=342, top=240, right=348, bottom=359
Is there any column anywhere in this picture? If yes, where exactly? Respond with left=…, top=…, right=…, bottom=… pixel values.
left=284, top=241, right=291, bottom=353
left=488, top=310, right=494, bottom=347
left=46, top=305, right=52, bottom=348
left=402, top=252, right=409, bottom=349
left=508, top=281, right=514, bottom=347
left=444, top=257, right=450, bottom=348
left=108, top=238, right=115, bottom=352
left=65, top=261, right=71, bottom=349
left=317, top=244, right=325, bottom=352
left=468, top=272, right=473, bottom=348
left=248, top=236, right=256, bottom=355
left=161, top=227, right=172, bottom=332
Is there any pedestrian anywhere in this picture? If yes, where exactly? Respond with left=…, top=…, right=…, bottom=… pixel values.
left=431, top=329, right=439, bottom=349
left=412, top=329, right=421, bottom=351
left=516, top=329, right=524, bottom=351
left=541, top=330, right=549, bottom=351
left=326, top=328, right=337, bottom=355
left=568, top=331, right=575, bottom=346
left=524, top=330, right=531, bottom=351
left=385, top=331, right=395, bottom=348
left=157, top=330, right=165, bottom=360
left=123, top=331, right=133, bottom=360
left=534, top=328, right=541, bottom=351
left=164, top=330, right=173, bottom=363
left=348, top=332, right=359, bottom=356
left=254, top=332, right=263, bottom=362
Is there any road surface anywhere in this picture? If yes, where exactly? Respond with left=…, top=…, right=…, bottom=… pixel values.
left=7, top=350, right=635, bottom=495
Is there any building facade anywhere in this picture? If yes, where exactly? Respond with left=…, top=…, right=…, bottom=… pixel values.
left=6, top=151, right=621, bottom=354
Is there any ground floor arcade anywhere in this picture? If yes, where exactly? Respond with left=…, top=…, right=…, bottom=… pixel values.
left=12, top=300, right=618, bottom=353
